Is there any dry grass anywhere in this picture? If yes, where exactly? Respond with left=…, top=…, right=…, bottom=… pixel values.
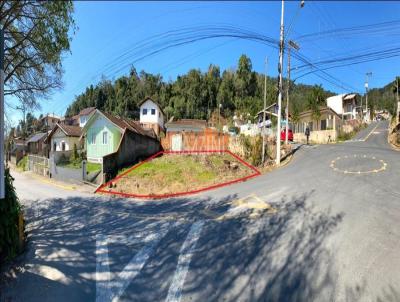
left=108, top=153, right=255, bottom=196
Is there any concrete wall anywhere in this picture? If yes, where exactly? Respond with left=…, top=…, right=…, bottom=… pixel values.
left=102, top=130, right=161, bottom=182
left=294, top=130, right=337, bottom=144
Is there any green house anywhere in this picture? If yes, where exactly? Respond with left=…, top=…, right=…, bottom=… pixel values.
left=81, top=110, right=161, bottom=165
left=81, top=110, right=122, bottom=163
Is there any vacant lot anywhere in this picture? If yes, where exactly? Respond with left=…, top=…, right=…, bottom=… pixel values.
left=106, top=153, right=257, bottom=196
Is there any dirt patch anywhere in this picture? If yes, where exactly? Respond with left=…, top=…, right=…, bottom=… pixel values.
left=103, top=153, right=257, bottom=196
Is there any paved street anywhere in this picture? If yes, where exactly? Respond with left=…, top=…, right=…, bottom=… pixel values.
left=1, top=121, right=400, bottom=302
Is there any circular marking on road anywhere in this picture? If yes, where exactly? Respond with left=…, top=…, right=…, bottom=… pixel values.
left=330, top=154, right=387, bottom=175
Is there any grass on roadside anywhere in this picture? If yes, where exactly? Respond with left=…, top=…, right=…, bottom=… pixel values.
left=58, top=160, right=101, bottom=173
left=110, top=153, right=254, bottom=195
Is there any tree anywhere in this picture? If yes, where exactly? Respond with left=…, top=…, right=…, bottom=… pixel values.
left=1, top=1, right=75, bottom=103
left=307, top=85, right=325, bottom=123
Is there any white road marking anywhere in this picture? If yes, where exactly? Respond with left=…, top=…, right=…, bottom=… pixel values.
left=165, top=221, right=205, bottom=302
left=96, top=222, right=172, bottom=302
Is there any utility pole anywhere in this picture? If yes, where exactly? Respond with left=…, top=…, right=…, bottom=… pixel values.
left=285, top=47, right=290, bottom=146
left=0, top=28, right=4, bottom=198
left=276, top=0, right=285, bottom=166
left=365, top=72, right=372, bottom=121
left=396, top=77, right=399, bottom=123
left=262, top=57, right=268, bottom=164
left=285, top=40, right=299, bottom=146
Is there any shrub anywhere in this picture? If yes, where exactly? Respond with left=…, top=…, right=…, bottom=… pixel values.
left=0, top=169, right=23, bottom=263
left=16, top=155, right=28, bottom=171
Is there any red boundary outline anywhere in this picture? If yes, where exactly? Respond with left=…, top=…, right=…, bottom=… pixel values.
left=95, top=150, right=261, bottom=199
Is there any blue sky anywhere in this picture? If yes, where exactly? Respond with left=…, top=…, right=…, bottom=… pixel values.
left=8, top=1, right=400, bottom=124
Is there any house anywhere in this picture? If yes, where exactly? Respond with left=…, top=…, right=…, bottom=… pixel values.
left=292, top=106, right=342, bottom=144
left=78, top=107, right=96, bottom=127
left=8, top=137, right=27, bottom=165
left=162, top=119, right=228, bottom=151
left=326, top=93, right=359, bottom=120
left=40, top=114, right=61, bottom=131
left=81, top=109, right=160, bottom=164
left=44, top=123, right=82, bottom=152
left=139, top=97, right=165, bottom=136
left=26, top=132, right=48, bottom=156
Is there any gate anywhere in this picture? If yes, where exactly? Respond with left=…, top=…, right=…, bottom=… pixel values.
left=28, top=154, right=50, bottom=177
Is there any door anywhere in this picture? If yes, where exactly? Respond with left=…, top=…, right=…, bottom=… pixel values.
left=171, top=134, right=183, bottom=151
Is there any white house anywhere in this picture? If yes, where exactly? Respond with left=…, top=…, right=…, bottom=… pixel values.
left=326, top=93, right=359, bottom=120
left=44, top=123, right=82, bottom=152
left=138, top=97, right=165, bottom=136
left=78, top=107, right=96, bottom=128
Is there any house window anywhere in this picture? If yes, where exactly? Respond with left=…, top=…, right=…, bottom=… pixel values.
left=142, top=109, right=148, bottom=115
left=61, top=141, right=66, bottom=151
left=102, top=131, right=108, bottom=144
left=159, top=112, right=160, bottom=117
left=151, top=109, right=156, bottom=115
left=53, top=142, right=57, bottom=151
left=321, top=119, right=327, bottom=131
left=90, top=133, right=96, bottom=144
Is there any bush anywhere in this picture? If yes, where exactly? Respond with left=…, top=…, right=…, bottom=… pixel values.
left=16, top=155, right=28, bottom=171
left=0, top=169, right=23, bottom=263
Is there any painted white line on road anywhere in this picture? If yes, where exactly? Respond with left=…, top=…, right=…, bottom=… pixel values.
left=96, top=222, right=172, bottom=302
left=165, top=221, right=205, bottom=302
left=361, top=122, right=380, bottom=142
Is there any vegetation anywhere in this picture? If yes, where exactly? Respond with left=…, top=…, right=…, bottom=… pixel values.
left=66, top=55, right=335, bottom=123
left=16, top=156, right=28, bottom=171
left=1, top=1, right=75, bottom=103
left=108, top=153, right=254, bottom=196
left=0, top=169, right=23, bottom=263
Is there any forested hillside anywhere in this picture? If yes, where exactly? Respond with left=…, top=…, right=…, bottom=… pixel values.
left=367, top=78, right=399, bottom=116
left=65, top=55, right=335, bottom=121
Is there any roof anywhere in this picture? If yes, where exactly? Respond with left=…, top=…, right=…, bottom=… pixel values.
left=298, top=106, right=341, bottom=119
left=40, top=114, right=61, bottom=120
left=327, top=93, right=357, bottom=102
left=44, top=123, right=82, bottom=143
left=82, top=110, right=157, bottom=140
left=165, top=119, right=207, bottom=132
left=79, top=107, right=96, bottom=116
left=343, top=93, right=357, bottom=100
left=138, top=97, right=165, bottom=116
left=26, top=132, right=47, bottom=143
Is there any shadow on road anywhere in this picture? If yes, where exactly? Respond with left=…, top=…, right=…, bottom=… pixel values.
left=2, top=193, right=395, bottom=302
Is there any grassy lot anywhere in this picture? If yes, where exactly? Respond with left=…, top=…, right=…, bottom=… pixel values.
left=108, top=153, right=255, bottom=196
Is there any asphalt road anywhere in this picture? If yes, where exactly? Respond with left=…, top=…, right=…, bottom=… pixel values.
left=1, top=121, right=400, bottom=302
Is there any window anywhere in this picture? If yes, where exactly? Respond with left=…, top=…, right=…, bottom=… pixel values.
left=321, top=119, right=327, bottom=131
left=102, top=131, right=108, bottom=144
left=61, top=141, right=66, bottom=151
left=53, top=142, right=57, bottom=151
left=151, top=108, right=156, bottom=115
left=142, top=108, right=148, bottom=115
left=159, top=112, right=161, bottom=117
left=90, top=133, right=96, bottom=144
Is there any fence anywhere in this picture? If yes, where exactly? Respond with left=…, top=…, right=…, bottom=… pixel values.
left=28, top=154, right=50, bottom=177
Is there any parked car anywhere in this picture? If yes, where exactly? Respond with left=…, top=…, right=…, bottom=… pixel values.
left=280, top=128, right=293, bottom=142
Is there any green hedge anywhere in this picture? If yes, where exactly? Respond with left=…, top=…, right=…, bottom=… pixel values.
left=0, top=168, right=22, bottom=263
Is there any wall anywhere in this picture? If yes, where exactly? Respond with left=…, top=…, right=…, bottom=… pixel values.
left=327, top=95, right=343, bottom=114
left=161, top=128, right=229, bottom=151
left=294, top=130, right=337, bottom=144
left=102, top=130, right=161, bottom=182
left=51, top=150, right=73, bottom=164
left=86, top=114, right=121, bottom=162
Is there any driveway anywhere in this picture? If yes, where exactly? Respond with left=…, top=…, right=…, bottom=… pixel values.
left=1, top=121, right=400, bottom=302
